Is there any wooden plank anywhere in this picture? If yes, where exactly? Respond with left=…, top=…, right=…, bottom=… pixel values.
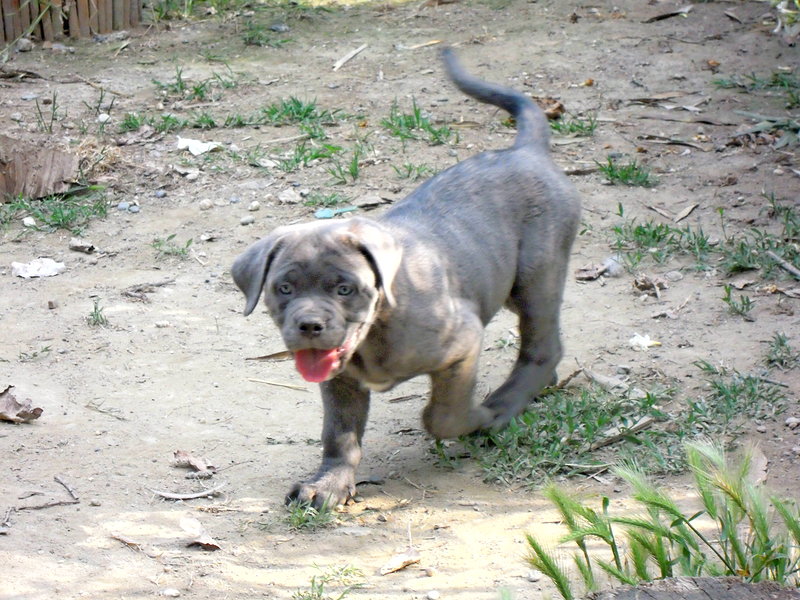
left=76, top=0, right=88, bottom=36
left=49, top=0, right=62, bottom=38
left=66, top=0, right=79, bottom=38
left=111, top=0, right=119, bottom=29
left=103, top=0, right=110, bottom=32
left=27, top=0, right=41, bottom=40
left=39, top=0, right=53, bottom=40
left=2, top=0, right=17, bottom=42
left=19, top=0, right=31, bottom=34
left=120, top=0, right=128, bottom=27
left=129, top=0, right=137, bottom=26
left=0, top=2, right=5, bottom=44
left=87, top=0, right=96, bottom=33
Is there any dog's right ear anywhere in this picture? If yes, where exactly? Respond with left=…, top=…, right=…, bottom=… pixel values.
left=231, top=233, right=284, bottom=316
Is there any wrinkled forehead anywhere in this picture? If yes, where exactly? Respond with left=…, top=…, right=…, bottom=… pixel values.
left=269, top=229, right=374, bottom=282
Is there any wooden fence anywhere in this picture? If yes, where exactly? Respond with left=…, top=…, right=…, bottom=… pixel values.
left=0, top=0, right=141, bottom=44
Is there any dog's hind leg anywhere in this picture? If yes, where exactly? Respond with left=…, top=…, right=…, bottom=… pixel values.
left=482, top=251, right=570, bottom=429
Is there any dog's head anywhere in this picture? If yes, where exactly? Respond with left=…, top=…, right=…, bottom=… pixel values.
left=232, top=217, right=403, bottom=383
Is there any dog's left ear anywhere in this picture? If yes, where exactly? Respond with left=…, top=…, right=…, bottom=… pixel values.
left=342, top=219, right=403, bottom=307
left=232, top=230, right=287, bottom=316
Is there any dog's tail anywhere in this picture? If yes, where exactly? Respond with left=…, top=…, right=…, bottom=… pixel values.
left=442, top=47, right=549, bottom=151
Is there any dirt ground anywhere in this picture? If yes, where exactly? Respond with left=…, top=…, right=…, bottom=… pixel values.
left=1, top=0, right=799, bottom=598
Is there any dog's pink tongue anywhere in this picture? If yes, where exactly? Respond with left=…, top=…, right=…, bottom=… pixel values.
left=294, top=349, right=340, bottom=383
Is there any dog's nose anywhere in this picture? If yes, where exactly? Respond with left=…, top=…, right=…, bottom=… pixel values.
left=298, top=318, right=325, bottom=337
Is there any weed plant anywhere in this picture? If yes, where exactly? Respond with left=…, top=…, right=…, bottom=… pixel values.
left=291, top=565, right=362, bottom=600
left=382, top=99, right=455, bottom=145
left=285, top=500, right=338, bottom=531
left=454, top=362, right=786, bottom=485
left=550, top=113, right=598, bottom=136
left=152, top=234, right=193, bottom=259
left=526, top=442, right=800, bottom=600
left=597, top=157, right=658, bottom=187
left=87, top=299, right=108, bottom=327
left=765, top=333, right=799, bottom=370
left=0, top=190, right=107, bottom=235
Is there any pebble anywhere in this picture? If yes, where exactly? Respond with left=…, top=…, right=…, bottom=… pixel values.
left=10, top=112, right=23, bottom=122
left=21, top=93, right=39, bottom=101
left=186, top=172, right=199, bottom=182
left=15, top=38, right=33, bottom=52
left=117, top=201, right=130, bottom=211
left=240, top=215, right=255, bottom=226
left=616, top=364, right=631, bottom=375
left=159, top=589, right=181, bottom=598
left=128, top=205, right=140, bottom=214
left=602, top=255, right=624, bottom=277
left=755, top=425, right=767, bottom=433
left=229, top=196, right=241, bottom=204
left=527, top=570, right=543, bottom=582
left=97, top=113, right=110, bottom=124
left=248, top=200, right=261, bottom=212
left=664, top=270, right=684, bottom=282
left=786, top=417, right=800, bottom=430
left=199, top=199, right=213, bottom=211
left=278, top=188, right=302, bottom=204
left=270, top=22, right=290, bottom=32
left=22, top=216, right=36, bottom=227
left=426, top=591, right=441, bottom=600
left=154, top=189, right=167, bottom=198
left=89, top=499, right=102, bottom=507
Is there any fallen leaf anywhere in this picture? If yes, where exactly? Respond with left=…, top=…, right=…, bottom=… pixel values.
left=747, top=446, right=769, bottom=486
left=0, top=386, right=43, bottom=423
left=674, top=203, right=699, bottom=223
left=642, top=4, right=693, bottom=23
left=180, top=517, right=221, bottom=551
left=380, top=546, right=421, bottom=575
left=173, top=450, right=216, bottom=475
left=629, top=333, right=661, bottom=351
left=634, top=275, right=668, bottom=298
left=532, top=96, right=565, bottom=120
left=575, top=263, right=608, bottom=281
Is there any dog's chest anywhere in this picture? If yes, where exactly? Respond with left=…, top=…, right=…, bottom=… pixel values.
left=346, top=350, right=406, bottom=392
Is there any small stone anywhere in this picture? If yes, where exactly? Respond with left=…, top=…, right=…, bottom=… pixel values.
left=248, top=200, right=261, bottom=212
left=89, top=499, right=101, bottom=507
left=97, top=113, right=110, bottom=124
left=240, top=215, right=255, bottom=226
left=786, top=417, right=800, bottom=430
left=199, top=199, right=213, bottom=211
left=10, top=112, right=23, bottom=122
left=155, top=321, right=171, bottom=328
left=426, top=591, right=441, bottom=600
left=186, top=172, right=199, bottom=182
left=128, top=205, right=140, bottom=214
left=22, top=216, right=36, bottom=227
left=229, top=196, right=241, bottom=204
left=793, top=446, right=800, bottom=455
left=154, top=189, right=167, bottom=198
left=15, top=38, right=34, bottom=52
left=48, top=300, right=58, bottom=309
left=616, top=364, right=631, bottom=375
left=117, top=201, right=130, bottom=211
left=424, top=567, right=437, bottom=577
left=270, top=22, right=290, bottom=32
left=527, top=569, right=543, bottom=582
left=664, top=270, right=684, bottom=282
left=278, top=188, right=302, bottom=204
left=159, top=589, right=181, bottom=598
left=755, top=425, right=767, bottom=433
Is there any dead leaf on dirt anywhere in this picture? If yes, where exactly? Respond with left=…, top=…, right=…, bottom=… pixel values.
left=180, top=517, right=222, bottom=551
left=776, top=287, right=800, bottom=299
left=532, top=96, right=565, bottom=120
left=724, top=10, right=743, bottom=24
left=747, top=446, right=769, bottom=486
left=115, top=124, right=158, bottom=146
left=629, top=91, right=692, bottom=105
left=173, top=450, right=216, bottom=477
left=0, top=385, right=43, bottom=423
left=575, top=263, right=608, bottom=281
left=380, top=545, right=421, bottom=575
left=674, top=203, right=699, bottom=223
left=246, top=350, right=293, bottom=361
left=633, top=275, right=668, bottom=298
left=642, top=4, right=692, bottom=23
left=730, top=279, right=756, bottom=290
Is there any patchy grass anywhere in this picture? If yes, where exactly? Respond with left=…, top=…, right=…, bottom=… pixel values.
left=526, top=442, right=800, bottom=600
left=242, top=22, right=291, bottom=47
left=18, top=345, right=52, bottom=363
left=597, top=157, right=658, bottom=187
left=285, top=500, right=339, bottom=531
left=550, top=113, right=598, bottom=136
left=0, top=189, right=108, bottom=235
left=304, top=192, right=349, bottom=207
left=275, top=141, right=343, bottom=173
left=765, top=332, right=799, bottom=370
left=152, top=234, right=193, bottom=259
left=87, top=299, right=109, bottom=328
left=393, top=161, right=437, bottom=181
left=291, top=565, right=363, bottom=600
left=450, top=361, right=786, bottom=486
left=381, top=98, right=456, bottom=145
left=722, top=284, right=755, bottom=320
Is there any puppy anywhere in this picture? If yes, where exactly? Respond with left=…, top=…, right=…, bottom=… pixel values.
left=232, top=48, right=581, bottom=507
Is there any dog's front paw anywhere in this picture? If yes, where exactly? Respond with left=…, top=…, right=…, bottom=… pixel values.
left=286, top=466, right=355, bottom=509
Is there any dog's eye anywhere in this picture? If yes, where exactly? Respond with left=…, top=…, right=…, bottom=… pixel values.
left=277, top=283, right=293, bottom=295
left=336, top=284, right=354, bottom=296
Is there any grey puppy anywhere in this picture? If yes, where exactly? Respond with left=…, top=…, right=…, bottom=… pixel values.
left=232, top=48, right=581, bottom=508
